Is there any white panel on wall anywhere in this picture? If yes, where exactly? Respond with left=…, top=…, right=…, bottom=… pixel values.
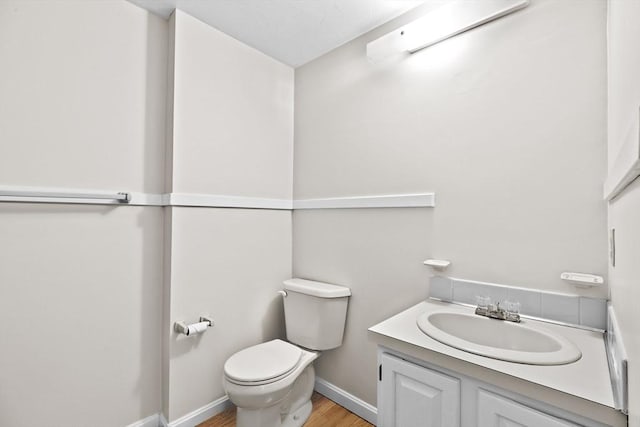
left=0, top=0, right=167, bottom=193
left=0, top=2, right=168, bottom=426
left=293, top=0, right=608, bottom=410
left=293, top=208, right=433, bottom=406
left=294, top=0, right=607, bottom=294
left=167, top=207, right=292, bottom=421
left=0, top=204, right=163, bottom=427
left=163, top=11, right=296, bottom=422
left=170, top=10, right=294, bottom=199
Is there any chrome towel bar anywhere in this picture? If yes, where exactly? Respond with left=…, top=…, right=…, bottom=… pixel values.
left=0, top=188, right=131, bottom=203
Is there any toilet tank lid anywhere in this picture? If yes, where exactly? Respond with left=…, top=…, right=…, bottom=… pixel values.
left=283, top=278, right=351, bottom=298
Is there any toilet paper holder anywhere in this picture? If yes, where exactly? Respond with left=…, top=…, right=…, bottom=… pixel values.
left=174, top=316, right=214, bottom=336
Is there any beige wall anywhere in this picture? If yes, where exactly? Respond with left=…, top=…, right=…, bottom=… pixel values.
left=170, top=10, right=294, bottom=198
left=1, top=0, right=621, bottom=424
left=0, top=0, right=167, bottom=193
left=0, top=1, right=167, bottom=425
left=0, top=4, right=294, bottom=425
left=164, top=11, right=294, bottom=422
left=607, top=1, right=640, bottom=425
left=167, top=208, right=292, bottom=419
left=0, top=205, right=164, bottom=426
left=293, top=0, right=608, bottom=405
left=293, top=208, right=433, bottom=404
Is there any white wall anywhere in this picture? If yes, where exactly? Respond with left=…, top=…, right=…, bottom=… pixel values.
left=0, top=0, right=618, bottom=424
left=0, top=0, right=167, bottom=193
left=293, top=207, right=433, bottom=400
left=293, top=0, right=608, bottom=405
left=0, top=205, right=164, bottom=426
left=0, top=4, right=294, bottom=424
left=607, top=1, right=640, bottom=425
left=0, top=1, right=167, bottom=426
left=167, top=208, right=292, bottom=419
left=170, top=10, right=294, bottom=198
left=163, top=11, right=294, bottom=422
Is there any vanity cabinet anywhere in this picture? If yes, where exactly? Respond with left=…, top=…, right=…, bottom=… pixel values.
left=378, top=351, right=603, bottom=427
left=477, top=390, right=579, bottom=427
left=380, top=352, right=460, bottom=427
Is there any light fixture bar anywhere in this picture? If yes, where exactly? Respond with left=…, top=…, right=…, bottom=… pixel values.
left=367, top=0, right=529, bottom=61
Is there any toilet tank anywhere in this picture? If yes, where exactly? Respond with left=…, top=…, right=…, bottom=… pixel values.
left=282, top=278, right=351, bottom=351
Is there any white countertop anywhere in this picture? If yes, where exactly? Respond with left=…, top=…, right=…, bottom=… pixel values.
left=369, top=299, right=626, bottom=427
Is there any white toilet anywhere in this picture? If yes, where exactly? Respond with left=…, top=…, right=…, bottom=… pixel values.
left=222, top=278, right=351, bottom=427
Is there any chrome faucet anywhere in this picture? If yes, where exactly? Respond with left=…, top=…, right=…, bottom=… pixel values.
left=475, top=297, right=521, bottom=323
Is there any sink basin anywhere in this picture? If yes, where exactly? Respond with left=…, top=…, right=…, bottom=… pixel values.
left=417, top=310, right=582, bottom=365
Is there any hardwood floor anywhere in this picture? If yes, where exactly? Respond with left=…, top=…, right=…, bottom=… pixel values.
left=197, top=392, right=374, bottom=427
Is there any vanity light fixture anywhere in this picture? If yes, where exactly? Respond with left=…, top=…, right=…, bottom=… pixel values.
left=366, top=0, right=530, bottom=62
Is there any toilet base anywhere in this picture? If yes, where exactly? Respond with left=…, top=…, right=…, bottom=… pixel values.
left=236, top=399, right=313, bottom=427
left=237, top=404, right=282, bottom=427
left=281, top=400, right=312, bottom=427
left=233, top=364, right=316, bottom=427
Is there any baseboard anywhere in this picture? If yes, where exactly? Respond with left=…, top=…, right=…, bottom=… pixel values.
left=314, top=377, right=377, bottom=425
left=165, top=395, right=233, bottom=427
left=129, top=380, right=374, bottom=427
left=124, top=413, right=163, bottom=427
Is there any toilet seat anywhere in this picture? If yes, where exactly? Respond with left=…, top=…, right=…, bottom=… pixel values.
left=224, top=339, right=302, bottom=386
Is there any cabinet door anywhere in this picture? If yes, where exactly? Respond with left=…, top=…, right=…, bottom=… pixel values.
left=477, top=390, right=581, bottom=427
left=379, top=353, right=460, bottom=427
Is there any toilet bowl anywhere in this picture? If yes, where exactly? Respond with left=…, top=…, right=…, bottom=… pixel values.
left=223, top=339, right=318, bottom=427
left=222, top=278, right=351, bottom=427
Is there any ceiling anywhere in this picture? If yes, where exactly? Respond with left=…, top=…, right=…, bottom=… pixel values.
left=127, top=0, right=426, bottom=67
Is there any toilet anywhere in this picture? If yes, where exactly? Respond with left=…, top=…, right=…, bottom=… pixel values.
left=222, top=278, right=351, bottom=427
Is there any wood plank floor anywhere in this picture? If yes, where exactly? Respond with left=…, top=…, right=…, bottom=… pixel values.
left=197, top=392, right=373, bottom=427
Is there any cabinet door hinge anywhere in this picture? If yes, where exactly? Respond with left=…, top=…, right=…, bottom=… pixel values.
left=379, top=364, right=382, bottom=381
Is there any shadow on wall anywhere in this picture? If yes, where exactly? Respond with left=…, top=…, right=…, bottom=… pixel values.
left=143, top=13, right=169, bottom=195
left=135, top=208, right=164, bottom=420
left=263, top=292, right=286, bottom=339
left=134, top=13, right=170, bottom=421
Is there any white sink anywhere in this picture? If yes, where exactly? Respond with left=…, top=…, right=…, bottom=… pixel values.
left=416, top=310, right=582, bottom=365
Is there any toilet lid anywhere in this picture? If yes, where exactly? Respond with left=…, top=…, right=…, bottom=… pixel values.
left=224, top=339, right=302, bottom=384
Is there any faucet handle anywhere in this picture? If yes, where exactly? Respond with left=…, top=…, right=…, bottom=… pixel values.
left=504, top=300, right=520, bottom=314
left=474, top=295, right=492, bottom=317
left=476, top=295, right=491, bottom=309
left=503, top=300, right=521, bottom=322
